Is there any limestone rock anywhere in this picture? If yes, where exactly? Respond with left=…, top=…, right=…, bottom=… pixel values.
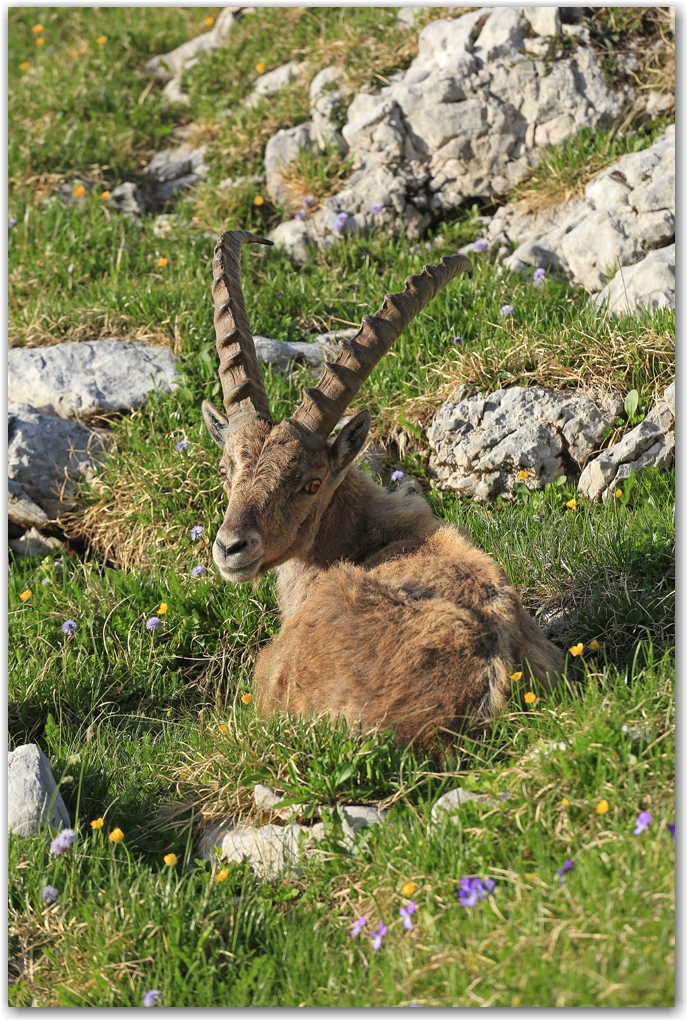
left=254, top=329, right=357, bottom=375
left=265, top=122, right=313, bottom=205
left=8, top=404, right=108, bottom=521
left=108, top=182, right=146, bottom=221
left=490, top=126, right=674, bottom=308
left=245, top=61, right=305, bottom=109
left=594, top=244, right=675, bottom=317
left=268, top=6, right=641, bottom=258
left=310, top=66, right=348, bottom=151
left=8, top=480, right=49, bottom=529
left=427, top=385, right=623, bottom=501
left=9, top=527, right=64, bottom=559
left=431, top=786, right=497, bottom=829
left=577, top=382, right=674, bottom=501
left=143, top=144, right=208, bottom=204
left=8, top=340, right=179, bottom=419
left=8, top=744, right=71, bottom=837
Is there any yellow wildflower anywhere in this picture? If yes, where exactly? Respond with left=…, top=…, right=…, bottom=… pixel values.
left=510, top=671, right=523, bottom=681
left=99, top=190, right=110, bottom=200
left=255, top=61, right=265, bottom=73
left=512, top=997, right=522, bottom=1007
left=96, top=35, right=107, bottom=45
left=90, top=817, right=104, bottom=829
left=569, top=642, right=584, bottom=657
left=215, top=868, right=230, bottom=882
left=158, top=602, right=168, bottom=615
left=402, top=881, right=417, bottom=897
left=72, top=184, right=86, bottom=198
left=588, top=639, right=599, bottom=652
left=35, top=37, right=45, bottom=46
left=516, top=470, right=528, bottom=481
left=561, top=798, right=569, bottom=807
left=32, top=24, right=44, bottom=34
left=566, top=498, right=577, bottom=509
left=109, top=827, right=124, bottom=842
left=157, top=257, right=168, bottom=268
left=71, top=50, right=80, bottom=59
left=486, top=510, right=492, bottom=515
left=19, top=61, right=30, bottom=71
left=524, top=873, right=535, bottom=881
left=218, top=724, right=229, bottom=734
left=203, top=16, right=215, bottom=27
left=241, top=693, right=253, bottom=705
left=164, top=853, right=178, bottom=867
left=253, top=195, right=264, bottom=206
left=19, top=590, right=32, bottom=601
left=615, top=488, right=622, bottom=498
left=595, top=800, right=609, bottom=815
left=524, top=691, right=536, bottom=705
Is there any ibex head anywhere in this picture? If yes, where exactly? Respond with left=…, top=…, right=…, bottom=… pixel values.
left=202, top=230, right=473, bottom=582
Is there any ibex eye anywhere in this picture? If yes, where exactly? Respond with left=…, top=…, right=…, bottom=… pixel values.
left=219, top=466, right=227, bottom=480
left=304, top=478, right=321, bottom=494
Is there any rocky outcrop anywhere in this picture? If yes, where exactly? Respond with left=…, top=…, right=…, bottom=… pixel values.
left=427, top=385, right=623, bottom=501
left=9, top=340, right=179, bottom=419
left=8, top=744, right=71, bottom=838
left=577, top=382, right=674, bottom=501
left=245, top=60, right=306, bottom=109
left=266, top=7, right=649, bottom=260
left=486, top=125, right=674, bottom=306
left=254, top=328, right=356, bottom=375
left=8, top=404, right=108, bottom=524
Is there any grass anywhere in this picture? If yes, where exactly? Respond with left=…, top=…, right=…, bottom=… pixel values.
left=8, top=6, right=674, bottom=1008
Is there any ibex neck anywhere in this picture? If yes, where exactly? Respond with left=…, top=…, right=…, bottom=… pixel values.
left=308, top=466, right=438, bottom=568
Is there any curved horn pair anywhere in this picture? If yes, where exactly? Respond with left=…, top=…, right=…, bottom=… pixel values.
left=211, top=231, right=473, bottom=446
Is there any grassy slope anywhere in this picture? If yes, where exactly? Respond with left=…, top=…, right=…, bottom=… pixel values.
left=9, top=6, right=674, bottom=1007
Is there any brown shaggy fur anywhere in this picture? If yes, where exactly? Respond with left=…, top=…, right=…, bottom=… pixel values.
left=201, top=405, right=564, bottom=752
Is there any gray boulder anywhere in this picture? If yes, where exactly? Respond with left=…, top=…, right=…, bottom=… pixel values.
left=577, top=382, right=675, bottom=501
left=8, top=403, right=108, bottom=521
left=254, top=329, right=356, bottom=375
left=430, top=786, right=497, bottom=830
left=144, top=144, right=208, bottom=204
left=108, top=182, right=146, bottom=221
left=309, top=66, right=348, bottom=151
left=265, top=122, right=314, bottom=205
left=427, top=385, right=623, bottom=501
left=8, top=744, right=71, bottom=837
left=594, top=244, right=675, bottom=317
left=245, top=60, right=306, bottom=109
left=9, top=479, right=49, bottom=529
left=9, top=527, right=63, bottom=559
left=8, top=340, right=179, bottom=419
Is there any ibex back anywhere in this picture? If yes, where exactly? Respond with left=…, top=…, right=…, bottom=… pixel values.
left=202, top=231, right=563, bottom=751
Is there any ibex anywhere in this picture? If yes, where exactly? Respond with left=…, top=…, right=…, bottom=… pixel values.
left=202, top=231, right=563, bottom=751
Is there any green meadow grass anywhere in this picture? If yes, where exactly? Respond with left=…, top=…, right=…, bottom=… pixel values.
left=8, top=6, right=674, bottom=1007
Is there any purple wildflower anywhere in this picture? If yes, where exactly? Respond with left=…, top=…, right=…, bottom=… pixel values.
left=41, top=577, right=51, bottom=585
left=176, top=440, right=189, bottom=452
left=146, top=617, right=163, bottom=631
left=556, top=858, right=574, bottom=885
left=9, top=217, right=17, bottom=229
left=473, top=238, right=489, bottom=252
left=190, top=525, right=204, bottom=542
left=370, top=921, right=387, bottom=950
left=41, top=885, right=58, bottom=904
left=350, top=915, right=367, bottom=937
left=276, top=290, right=284, bottom=298
left=303, top=195, right=315, bottom=207
left=191, top=565, right=206, bottom=577
left=143, top=990, right=161, bottom=1008
left=332, top=211, right=349, bottom=232
left=452, top=335, right=463, bottom=345
left=50, top=828, right=76, bottom=856
left=370, top=202, right=383, bottom=215
left=399, top=901, right=416, bottom=931
left=668, top=822, right=675, bottom=842
left=61, top=620, right=77, bottom=636
left=294, top=209, right=307, bottom=221
left=499, top=792, right=508, bottom=801
left=457, top=876, right=494, bottom=907
left=533, top=267, right=546, bottom=282
left=499, top=304, right=514, bottom=317
left=390, top=470, right=405, bottom=483
left=634, top=811, right=652, bottom=835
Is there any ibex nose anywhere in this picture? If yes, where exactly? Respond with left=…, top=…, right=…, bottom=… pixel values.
left=213, top=528, right=263, bottom=580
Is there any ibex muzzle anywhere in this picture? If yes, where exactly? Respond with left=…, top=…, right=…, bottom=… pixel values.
left=201, top=230, right=563, bottom=751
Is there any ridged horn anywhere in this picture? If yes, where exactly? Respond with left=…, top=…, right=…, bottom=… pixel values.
left=287, top=253, right=473, bottom=448
left=212, top=230, right=273, bottom=425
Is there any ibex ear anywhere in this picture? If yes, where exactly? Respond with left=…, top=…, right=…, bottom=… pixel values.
left=329, top=410, right=371, bottom=474
left=202, top=400, right=230, bottom=449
